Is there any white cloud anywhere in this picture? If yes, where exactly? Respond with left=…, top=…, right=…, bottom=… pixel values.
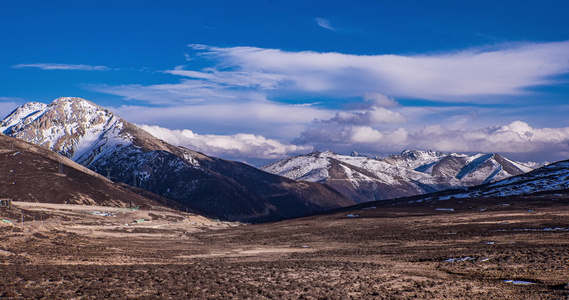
left=189, top=41, right=569, bottom=100
left=164, top=66, right=286, bottom=89
left=363, top=93, right=399, bottom=108
left=315, top=18, right=335, bottom=31
left=91, top=42, right=569, bottom=130
left=326, top=107, right=406, bottom=125
left=296, top=125, right=409, bottom=150
left=349, top=126, right=385, bottom=143
left=313, top=93, right=405, bottom=125
left=0, top=101, right=19, bottom=120
left=13, top=63, right=110, bottom=71
left=0, top=97, right=23, bottom=102
left=93, top=80, right=241, bottom=105
left=108, top=101, right=335, bottom=138
left=139, top=124, right=311, bottom=160
left=296, top=120, right=569, bottom=161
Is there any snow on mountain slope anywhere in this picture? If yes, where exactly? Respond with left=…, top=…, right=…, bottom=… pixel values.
left=261, top=150, right=332, bottom=183
left=384, top=150, right=532, bottom=185
left=438, top=160, right=569, bottom=199
left=335, top=152, right=458, bottom=186
left=0, top=97, right=130, bottom=165
left=262, top=151, right=461, bottom=203
left=382, top=150, right=448, bottom=172
left=0, top=102, right=47, bottom=131
left=261, top=150, right=535, bottom=203
left=1, top=97, right=353, bottom=222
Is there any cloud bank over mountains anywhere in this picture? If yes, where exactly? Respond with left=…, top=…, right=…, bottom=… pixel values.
left=139, top=124, right=311, bottom=161
left=12, top=41, right=569, bottom=163
left=110, top=41, right=569, bottom=162
left=141, top=119, right=569, bottom=165
left=296, top=121, right=569, bottom=160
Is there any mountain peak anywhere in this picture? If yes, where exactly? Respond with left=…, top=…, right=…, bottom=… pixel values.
left=0, top=97, right=126, bottom=161
left=309, top=150, right=336, bottom=157
left=400, top=149, right=445, bottom=158
left=52, top=96, right=88, bottom=103
left=350, top=151, right=368, bottom=157
left=48, top=97, right=93, bottom=108
left=48, top=97, right=109, bottom=116
left=17, top=101, right=47, bottom=110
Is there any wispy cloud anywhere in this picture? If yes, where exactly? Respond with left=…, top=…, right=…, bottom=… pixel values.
left=107, top=101, right=334, bottom=138
left=164, top=65, right=286, bottom=89
left=92, top=80, right=242, bottom=106
left=315, top=17, right=335, bottom=31
left=98, top=41, right=569, bottom=107
left=13, top=63, right=110, bottom=71
left=187, top=41, right=569, bottom=101
left=0, top=96, right=24, bottom=102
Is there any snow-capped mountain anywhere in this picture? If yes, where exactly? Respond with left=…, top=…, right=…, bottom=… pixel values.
left=436, top=160, right=569, bottom=200
left=1, top=98, right=131, bottom=165
left=384, top=150, right=533, bottom=185
left=261, top=150, right=533, bottom=203
left=1, top=97, right=353, bottom=222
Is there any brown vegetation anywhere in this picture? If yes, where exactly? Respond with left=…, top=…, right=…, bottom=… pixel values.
left=0, top=196, right=568, bottom=299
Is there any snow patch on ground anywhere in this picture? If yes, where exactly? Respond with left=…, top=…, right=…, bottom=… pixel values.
left=504, top=280, right=537, bottom=285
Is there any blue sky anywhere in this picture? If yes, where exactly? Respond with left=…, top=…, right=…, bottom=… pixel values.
left=2, top=0, right=569, bottom=165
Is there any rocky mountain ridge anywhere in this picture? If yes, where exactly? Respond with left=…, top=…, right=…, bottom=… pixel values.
left=261, top=149, right=534, bottom=203
left=434, top=159, right=569, bottom=200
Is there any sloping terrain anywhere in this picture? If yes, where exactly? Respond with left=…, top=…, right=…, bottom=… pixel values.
left=0, top=133, right=170, bottom=208
left=434, top=159, right=569, bottom=200
left=333, top=158, right=569, bottom=215
left=1, top=192, right=567, bottom=299
left=262, top=150, right=533, bottom=203
left=1, top=97, right=353, bottom=222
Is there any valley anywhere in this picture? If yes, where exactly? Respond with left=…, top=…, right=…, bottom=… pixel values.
left=1, top=97, right=568, bottom=299
left=1, top=196, right=568, bottom=299
left=4, top=2, right=569, bottom=299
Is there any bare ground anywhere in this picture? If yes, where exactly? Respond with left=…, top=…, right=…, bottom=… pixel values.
left=0, top=197, right=568, bottom=299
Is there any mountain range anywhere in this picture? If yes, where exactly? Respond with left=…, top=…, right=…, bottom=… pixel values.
left=3, top=96, right=565, bottom=223
left=0, top=97, right=352, bottom=222
left=261, top=149, right=533, bottom=203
